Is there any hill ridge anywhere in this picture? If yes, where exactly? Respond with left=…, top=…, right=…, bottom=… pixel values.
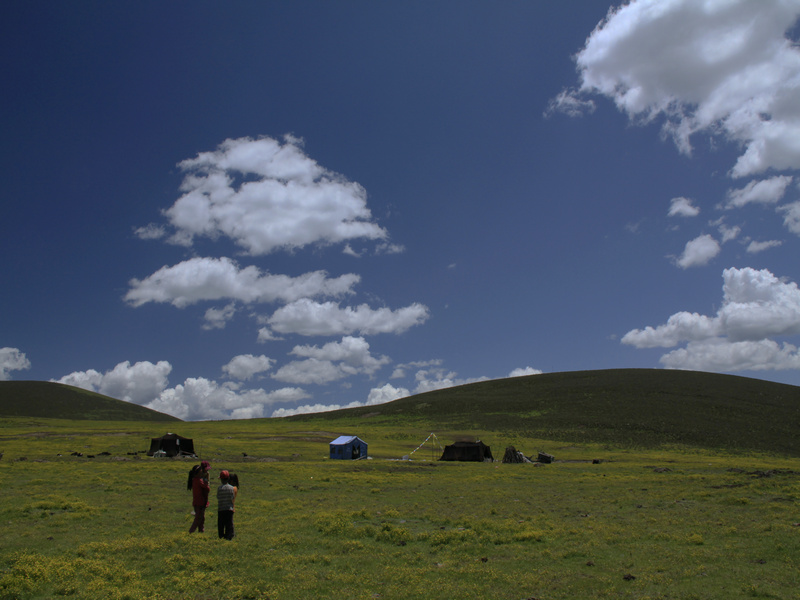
left=289, top=368, right=800, bottom=456
left=0, top=380, right=180, bottom=422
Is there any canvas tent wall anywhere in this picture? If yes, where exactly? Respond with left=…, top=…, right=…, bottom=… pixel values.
left=439, top=441, right=493, bottom=462
left=329, top=435, right=367, bottom=460
left=147, top=433, right=195, bottom=457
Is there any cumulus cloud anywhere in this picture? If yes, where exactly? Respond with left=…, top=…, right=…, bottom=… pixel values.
left=203, top=303, right=237, bottom=330
left=668, top=197, right=700, bottom=217
left=412, top=367, right=489, bottom=394
left=148, top=135, right=388, bottom=255
left=222, top=354, right=275, bottom=380
left=717, top=222, right=741, bottom=243
left=55, top=360, right=173, bottom=405
left=554, top=0, right=800, bottom=178
left=272, top=336, right=390, bottom=385
left=267, top=299, right=429, bottom=336
left=508, top=366, right=543, bottom=377
left=146, top=378, right=309, bottom=421
left=125, top=257, right=359, bottom=308
left=622, top=312, right=721, bottom=348
left=725, top=175, right=793, bottom=208
left=366, top=382, right=410, bottom=404
left=674, top=234, right=720, bottom=268
left=660, top=338, right=800, bottom=371
left=55, top=359, right=310, bottom=420
left=0, top=347, right=31, bottom=380
left=623, top=267, right=800, bottom=372
left=270, top=382, right=410, bottom=418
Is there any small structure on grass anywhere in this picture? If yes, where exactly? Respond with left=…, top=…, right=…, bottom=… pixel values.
left=502, top=446, right=531, bottom=463
left=329, top=435, right=368, bottom=460
left=439, top=440, right=493, bottom=462
left=537, top=451, right=555, bottom=464
left=147, top=433, right=196, bottom=457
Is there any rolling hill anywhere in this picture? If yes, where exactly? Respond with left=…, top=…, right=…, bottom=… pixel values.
left=0, top=380, right=180, bottom=421
left=2, top=370, right=799, bottom=455
left=289, top=368, right=800, bottom=456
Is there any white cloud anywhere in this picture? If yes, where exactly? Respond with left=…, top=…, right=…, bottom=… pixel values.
left=674, top=234, right=720, bottom=268
left=157, top=135, right=388, bottom=255
left=0, top=347, right=31, bottom=380
left=622, top=311, right=721, bottom=348
left=660, top=338, right=800, bottom=372
left=668, top=197, right=700, bottom=217
left=412, top=367, right=489, bottom=394
left=725, top=175, right=793, bottom=208
left=203, top=303, right=237, bottom=330
left=271, top=402, right=344, bottom=418
left=55, top=360, right=173, bottom=405
left=391, top=359, right=443, bottom=379
left=508, top=366, right=543, bottom=377
left=125, top=257, right=359, bottom=308
left=272, top=358, right=346, bottom=385
left=134, top=223, right=166, bottom=240
left=623, top=267, right=800, bottom=372
left=267, top=299, right=429, bottom=336
left=366, top=383, right=410, bottom=404
left=222, top=354, right=275, bottom=380
left=256, top=327, right=281, bottom=343
left=746, top=239, right=783, bottom=254
left=146, top=377, right=309, bottom=421
left=717, top=223, right=741, bottom=243
left=53, top=359, right=311, bottom=420
left=779, top=201, right=800, bottom=234
left=273, top=336, right=390, bottom=384
left=376, top=242, right=406, bottom=255
left=556, top=0, right=800, bottom=177
left=270, top=382, right=411, bottom=417
left=545, top=89, right=596, bottom=118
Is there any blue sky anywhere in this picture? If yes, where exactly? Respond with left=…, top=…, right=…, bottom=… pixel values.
left=3, top=1, right=800, bottom=420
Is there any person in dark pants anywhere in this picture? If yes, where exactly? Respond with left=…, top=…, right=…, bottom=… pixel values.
left=189, top=460, right=210, bottom=533
left=217, top=470, right=238, bottom=540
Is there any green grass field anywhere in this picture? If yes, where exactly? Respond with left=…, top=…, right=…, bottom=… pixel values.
left=1, top=370, right=799, bottom=599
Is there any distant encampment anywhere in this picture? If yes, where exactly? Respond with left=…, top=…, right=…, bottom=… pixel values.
left=439, top=440, right=493, bottom=462
left=148, top=433, right=196, bottom=457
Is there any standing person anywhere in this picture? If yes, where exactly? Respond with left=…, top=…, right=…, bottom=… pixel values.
left=188, top=460, right=210, bottom=533
left=217, top=470, right=238, bottom=540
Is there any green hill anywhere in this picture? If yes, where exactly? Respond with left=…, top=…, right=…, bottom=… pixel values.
left=289, top=369, right=800, bottom=456
left=3, top=370, right=799, bottom=455
left=0, top=380, right=180, bottom=422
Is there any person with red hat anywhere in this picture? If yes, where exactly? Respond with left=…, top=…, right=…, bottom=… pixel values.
left=188, top=460, right=210, bottom=533
left=217, top=469, right=238, bottom=540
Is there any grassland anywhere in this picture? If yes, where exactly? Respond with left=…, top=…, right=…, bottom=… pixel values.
left=1, top=370, right=799, bottom=599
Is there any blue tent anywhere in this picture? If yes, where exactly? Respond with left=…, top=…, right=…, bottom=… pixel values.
left=329, top=435, right=368, bottom=460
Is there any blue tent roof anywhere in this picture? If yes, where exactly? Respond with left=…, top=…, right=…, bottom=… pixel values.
left=330, top=435, right=362, bottom=445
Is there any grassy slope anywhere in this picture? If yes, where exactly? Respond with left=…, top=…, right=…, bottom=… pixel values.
left=0, top=381, right=179, bottom=422
left=2, top=369, right=799, bottom=454
left=288, top=369, right=800, bottom=456
left=2, top=369, right=800, bottom=599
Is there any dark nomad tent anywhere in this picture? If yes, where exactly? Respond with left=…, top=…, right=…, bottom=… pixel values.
left=329, top=435, right=368, bottom=460
left=439, top=441, right=493, bottom=462
left=147, top=433, right=196, bottom=457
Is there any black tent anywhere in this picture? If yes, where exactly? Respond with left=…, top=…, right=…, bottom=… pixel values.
left=147, top=433, right=195, bottom=457
left=439, top=440, right=493, bottom=462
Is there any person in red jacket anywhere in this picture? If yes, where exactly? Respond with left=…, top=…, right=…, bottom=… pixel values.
left=189, top=460, right=210, bottom=533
